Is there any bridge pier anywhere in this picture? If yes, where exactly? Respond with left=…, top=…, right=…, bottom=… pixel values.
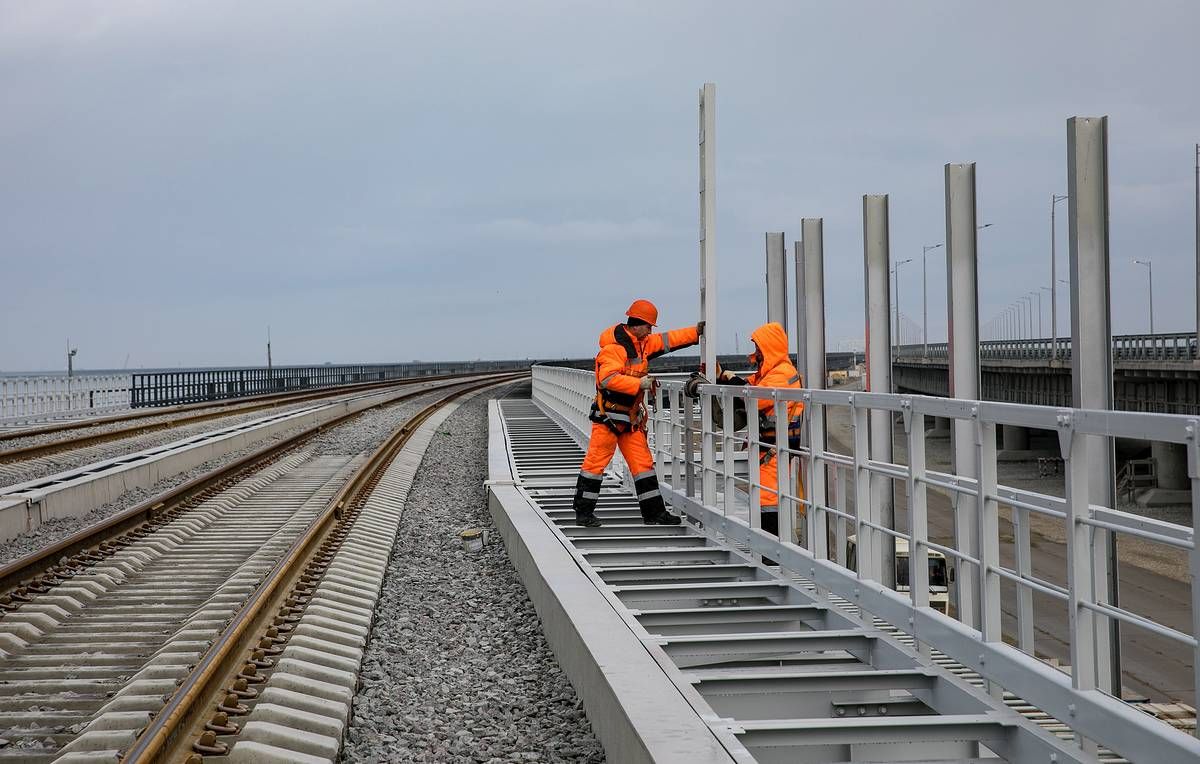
left=1001, top=424, right=1030, bottom=452
left=927, top=415, right=951, bottom=439
left=1151, top=440, right=1189, bottom=491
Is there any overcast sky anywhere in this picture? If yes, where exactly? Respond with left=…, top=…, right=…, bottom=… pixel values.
left=2, top=1, right=1197, bottom=371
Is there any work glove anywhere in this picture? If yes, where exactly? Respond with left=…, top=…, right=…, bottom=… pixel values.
left=696, top=320, right=706, bottom=336
left=639, top=375, right=656, bottom=391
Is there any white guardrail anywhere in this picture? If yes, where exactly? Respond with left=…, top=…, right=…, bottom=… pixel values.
left=530, top=364, right=1200, bottom=762
left=0, top=374, right=132, bottom=424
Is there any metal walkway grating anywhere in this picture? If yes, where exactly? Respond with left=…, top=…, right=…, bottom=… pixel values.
left=491, top=399, right=1098, bottom=764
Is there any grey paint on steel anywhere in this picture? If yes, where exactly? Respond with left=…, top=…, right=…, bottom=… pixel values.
left=765, top=231, right=787, bottom=331
left=1067, top=115, right=1119, bottom=696
left=944, top=162, right=981, bottom=630
left=486, top=402, right=736, bottom=764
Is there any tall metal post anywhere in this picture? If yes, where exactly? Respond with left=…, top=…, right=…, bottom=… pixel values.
left=699, top=83, right=719, bottom=505
left=945, top=163, right=981, bottom=629
left=804, top=219, right=826, bottom=390
left=863, top=195, right=895, bottom=587
left=803, top=218, right=827, bottom=560
left=765, top=232, right=788, bottom=330
left=1195, top=144, right=1199, bottom=358
left=1067, top=115, right=1119, bottom=695
left=922, top=243, right=942, bottom=357
left=1051, top=194, right=1068, bottom=360
left=794, top=240, right=808, bottom=380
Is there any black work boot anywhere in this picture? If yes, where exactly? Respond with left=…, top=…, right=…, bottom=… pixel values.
left=760, top=509, right=780, bottom=565
left=633, top=470, right=681, bottom=525
left=643, top=510, right=682, bottom=525
left=573, top=470, right=603, bottom=527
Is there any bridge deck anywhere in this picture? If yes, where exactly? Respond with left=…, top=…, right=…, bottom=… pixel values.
left=487, top=398, right=1098, bottom=763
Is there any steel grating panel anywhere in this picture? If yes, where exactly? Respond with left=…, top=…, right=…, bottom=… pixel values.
left=489, top=399, right=1098, bottom=764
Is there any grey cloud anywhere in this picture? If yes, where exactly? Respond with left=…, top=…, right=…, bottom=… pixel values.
left=1, top=0, right=1197, bottom=371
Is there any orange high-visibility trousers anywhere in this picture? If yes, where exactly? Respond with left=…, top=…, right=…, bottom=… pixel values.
left=574, top=422, right=666, bottom=520
left=758, top=450, right=804, bottom=510
left=580, top=422, right=656, bottom=476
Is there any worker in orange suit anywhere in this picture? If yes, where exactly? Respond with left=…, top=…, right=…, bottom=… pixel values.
left=711, top=322, right=805, bottom=542
left=572, top=299, right=703, bottom=527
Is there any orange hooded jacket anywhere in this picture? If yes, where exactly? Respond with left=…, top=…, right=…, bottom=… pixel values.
left=746, top=322, right=805, bottom=425
left=592, top=323, right=700, bottom=427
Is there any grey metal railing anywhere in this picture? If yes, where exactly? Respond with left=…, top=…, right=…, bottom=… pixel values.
left=531, top=364, right=1200, bottom=761
left=895, top=331, right=1199, bottom=362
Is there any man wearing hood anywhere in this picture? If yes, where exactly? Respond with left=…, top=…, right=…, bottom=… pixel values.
left=572, top=299, right=703, bottom=528
left=713, top=322, right=805, bottom=543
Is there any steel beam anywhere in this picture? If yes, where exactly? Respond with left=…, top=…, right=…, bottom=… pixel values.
left=803, top=219, right=827, bottom=390
left=794, top=240, right=807, bottom=382
left=766, top=231, right=787, bottom=330
left=863, top=195, right=896, bottom=587
left=803, top=218, right=828, bottom=560
left=944, top=163, right=981, bottom=629
left=699, top=83, right=718, bottom=506
left=1066, top=116, right=1118, bottom=695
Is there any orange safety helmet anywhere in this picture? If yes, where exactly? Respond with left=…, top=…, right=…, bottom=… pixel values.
left=625, top=299, right=659, bottom=326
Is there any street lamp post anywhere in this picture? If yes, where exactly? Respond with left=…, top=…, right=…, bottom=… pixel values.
left=1039, top=286, right=1051, bottom=341
left=1134, top=259, right=1154, bottom=336
left=922, top=243, right=943, bottom=357
left=892, top=257, right=914, bottom=351
left=1051, top=194, right=1068, bottom=359
left=1030, top=290, right=1042, bottom=338
left=66, top=343, right=78, bottom=405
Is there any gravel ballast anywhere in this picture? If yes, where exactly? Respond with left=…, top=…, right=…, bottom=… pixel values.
left=341, top=389, right=605, bottom=764
left=0, top=385, right=456, bottom=566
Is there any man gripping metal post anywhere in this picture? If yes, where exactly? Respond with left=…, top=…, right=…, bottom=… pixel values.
left=571, top=299, right=704, bottom=527
left=685, top=321, right=805, bottom=553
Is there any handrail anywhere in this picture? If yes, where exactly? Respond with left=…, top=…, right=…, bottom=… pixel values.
left=894, top=331, right=1198, bottom=362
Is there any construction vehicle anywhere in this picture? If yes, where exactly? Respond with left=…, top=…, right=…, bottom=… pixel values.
left=846, top=535, right=951, bottom=614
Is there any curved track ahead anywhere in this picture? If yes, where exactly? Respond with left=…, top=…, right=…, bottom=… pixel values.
left=0, top=373, right=524, bottom=762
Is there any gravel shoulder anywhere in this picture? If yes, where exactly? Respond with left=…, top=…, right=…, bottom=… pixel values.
left=341, top=388, right=605, bottom=764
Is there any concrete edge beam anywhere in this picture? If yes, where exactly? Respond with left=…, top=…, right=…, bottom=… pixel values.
left=486, top=479, right=736, bottom=764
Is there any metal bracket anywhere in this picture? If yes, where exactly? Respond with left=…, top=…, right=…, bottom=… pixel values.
left=1187, top=420, right=1200, bottom=481
left=1055, top=410, right=1075, bottom=459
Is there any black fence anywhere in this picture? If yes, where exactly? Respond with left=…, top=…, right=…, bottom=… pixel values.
left=130, top=361, right=531, bottom=408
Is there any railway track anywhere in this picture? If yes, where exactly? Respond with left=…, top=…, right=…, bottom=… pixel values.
left=0, top=372, right=523, bottom=762
left=0, top=373, right=481, bottom=467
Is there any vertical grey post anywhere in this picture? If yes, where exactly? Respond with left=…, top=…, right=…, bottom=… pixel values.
left=1067, top=116, right=1118, bottom=695
left=945, top=163, right=981, bottom=629
left=794, top=241, right=808, bottom=381
left=863, top=195, right=895, bottom=587
left=1195, top=144, right=1199, bottom=358
left=803, top=219, right=828, bottom=559
left=804, top=220, right=826, bottom=390
left=765, top=232, right=788, bottom=330
left=699, top=83, right=718, bottom=505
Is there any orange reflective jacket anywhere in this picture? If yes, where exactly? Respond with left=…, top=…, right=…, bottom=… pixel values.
left=591, top=323, right=700, bottom=428
left=747, top=322, right=804, bottom=437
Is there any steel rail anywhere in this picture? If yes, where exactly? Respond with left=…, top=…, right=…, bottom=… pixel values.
left=0, top=372, right=478, bottom=460
left=122, top=374, right=514, bottom=762
left=0, top=372, right=526, bottom=610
